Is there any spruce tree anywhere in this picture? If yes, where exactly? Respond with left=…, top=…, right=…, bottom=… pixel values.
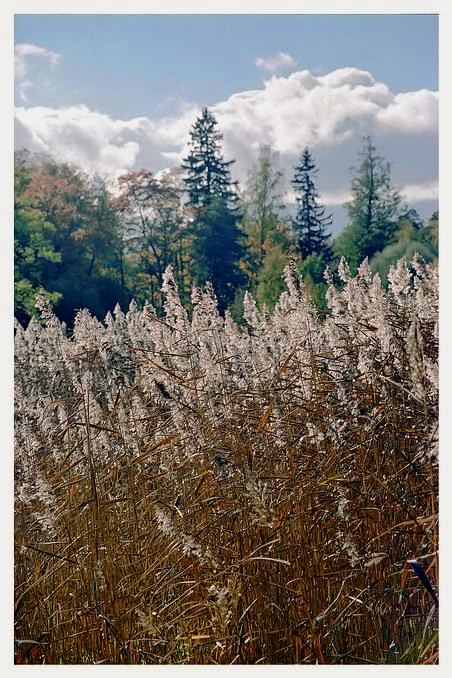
left=291, top=148, right=332, bottom=261
left=190, top=196, right=246, bottom=311
left=182, top=107, right=238, bottom=209
left=348, top=136, right=401, bottom=255
left=182, top=108, right=245, bottom=312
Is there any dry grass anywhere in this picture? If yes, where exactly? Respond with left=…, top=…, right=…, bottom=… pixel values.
left=14, top=259, right=438, bottom=664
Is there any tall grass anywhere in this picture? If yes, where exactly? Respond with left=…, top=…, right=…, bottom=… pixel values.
left=14, top=256, right=438, bottom=664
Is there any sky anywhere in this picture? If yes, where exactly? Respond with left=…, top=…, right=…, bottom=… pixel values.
left=14, top=13, right=438, bottom=233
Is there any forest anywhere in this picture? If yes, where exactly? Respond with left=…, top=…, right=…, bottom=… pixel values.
left=14, top=108, right=438, bottom=326
left=14, top=108, right=439, bottom=665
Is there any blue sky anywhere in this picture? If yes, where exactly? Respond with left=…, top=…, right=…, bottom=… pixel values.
left=15, top=14, right=438, bottom=116
left=14, top=13, right=438, bottom=231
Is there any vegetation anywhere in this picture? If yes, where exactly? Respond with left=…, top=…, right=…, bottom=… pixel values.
left=182, top=108, right=246, bottom=313
left=14, top=258, right=438, bottom=664
left=291, top=147, right=332, bottom=262
left=14, top=111, right=439, bottom=664
left=14, top=120, right=438, bottom=324
left=333, top=136, right=402, bottom=272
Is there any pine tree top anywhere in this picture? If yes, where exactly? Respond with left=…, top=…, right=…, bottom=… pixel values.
left=182, top=108, right=238, bottom=210
left=291, top=147, right=332, bottom=261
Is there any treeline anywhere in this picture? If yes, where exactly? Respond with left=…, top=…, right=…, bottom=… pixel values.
left=14, top=108, right=438, bottom=326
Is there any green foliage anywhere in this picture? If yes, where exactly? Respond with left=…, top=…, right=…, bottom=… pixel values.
left=425, top=210, right=438, bottom=250
left=14, top=127, right=437, bottom=326
left=182, top=107, right=238, bottom=209
left=343, top=136, right=401, bottom=266
left=183, top=109, right=246, bottom=312
left=14, top=157, right=62, bottom=324
left=189, top=197, right=247, bottom=312
left=291, top=148, right=332, bottom=261
left=241, top=145, right=285, bottom=272
left=117, top=169, right=184, bottom=309
left=370, top=210, right=438, bottom=283
left=14, top=280, right=61, bottom=323
left=14, top=155, right=130, bottom=325
left=332, top=222, right=363, bottom=273
left=299, top=252, right=329, bottom=311
left=255, top=245, right=288, bottom=309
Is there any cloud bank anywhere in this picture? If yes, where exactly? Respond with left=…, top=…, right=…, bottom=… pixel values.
left=14, top=67, right=438, bottom=208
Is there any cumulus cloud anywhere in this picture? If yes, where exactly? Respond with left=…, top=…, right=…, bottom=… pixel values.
left=376, top=90, right=438, bottom=134
left=14, top=67, right=438, bottom=217
left=15, top=43, right=61, bottom=102
left=211, top=68, right=437, bottom=164
left=14, top=102, right=201, bottom=179
left=255, top=52, right=296, bottom=73
left=15, top=105, right=149, bottom=176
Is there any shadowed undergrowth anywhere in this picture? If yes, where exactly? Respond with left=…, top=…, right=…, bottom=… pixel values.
left=14, top=257, right=438, bottom=664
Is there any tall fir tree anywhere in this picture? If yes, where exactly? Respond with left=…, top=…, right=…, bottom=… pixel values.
left=182, top=108, right=245, bottom=312
left=334, top=136, right=401, bottom=270
left=291, top=148, right=333, bottom=261
left=182, top=107, right=238, bottom=210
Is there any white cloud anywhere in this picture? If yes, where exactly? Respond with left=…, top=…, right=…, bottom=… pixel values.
left=15, top=43, right=61, bottom=102
left=14, top=67, right=438, bottom=218
left=284, top=187, right=351, bottom=208
left=321, top=188, right=352, bottom=206
left=15, top=105, right=149, bottom=177
left=288, top=181, right=438, bottom=209
left=400, top=180, right=438, bottom=203
left=255, top=51, right=296, bottom=73
left=15, top=43, right=61, bottom=78
left=377, top=90, right=438, bottom=134
left=210, top=67, right=437, bottom=166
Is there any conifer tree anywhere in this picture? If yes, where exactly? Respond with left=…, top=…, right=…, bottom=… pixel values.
left=190, top=196, right=246, bottom=312
left=291, top=148, right=332, bottom=261
left=334, top=136, right=401, bottom=270
left=182, top=108, right=245, bottom=312
left=182, top=107, right=238, bottom=209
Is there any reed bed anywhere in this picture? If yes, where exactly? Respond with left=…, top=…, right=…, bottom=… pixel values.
left=14, top=256, right=438, bottom=664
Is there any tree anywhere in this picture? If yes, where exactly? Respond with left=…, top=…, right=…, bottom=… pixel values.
left=190, top=197, right=246, bottom=312
left=14, top=153, right=62, bottom=324
left=182, top=107, right=238, bottom=210
left=117, top=169, right=184, bottom=308
left=291, top=148, right=333, bottom=262
left=15, top=156, right=129, bottom=324
left=425, top=210, right=438, bottom=250
left=241, top=145, right=286, bottom=271
left=334, top=136, right=401, bottom=269
left=183, top=108, right=245, bottom=312
left=255, top=246, right=288, bottom=310
left=370, top=209, right=438, bottom=283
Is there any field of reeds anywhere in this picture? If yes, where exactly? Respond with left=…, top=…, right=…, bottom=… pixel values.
left=14, top=256, right=438, bottom=665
